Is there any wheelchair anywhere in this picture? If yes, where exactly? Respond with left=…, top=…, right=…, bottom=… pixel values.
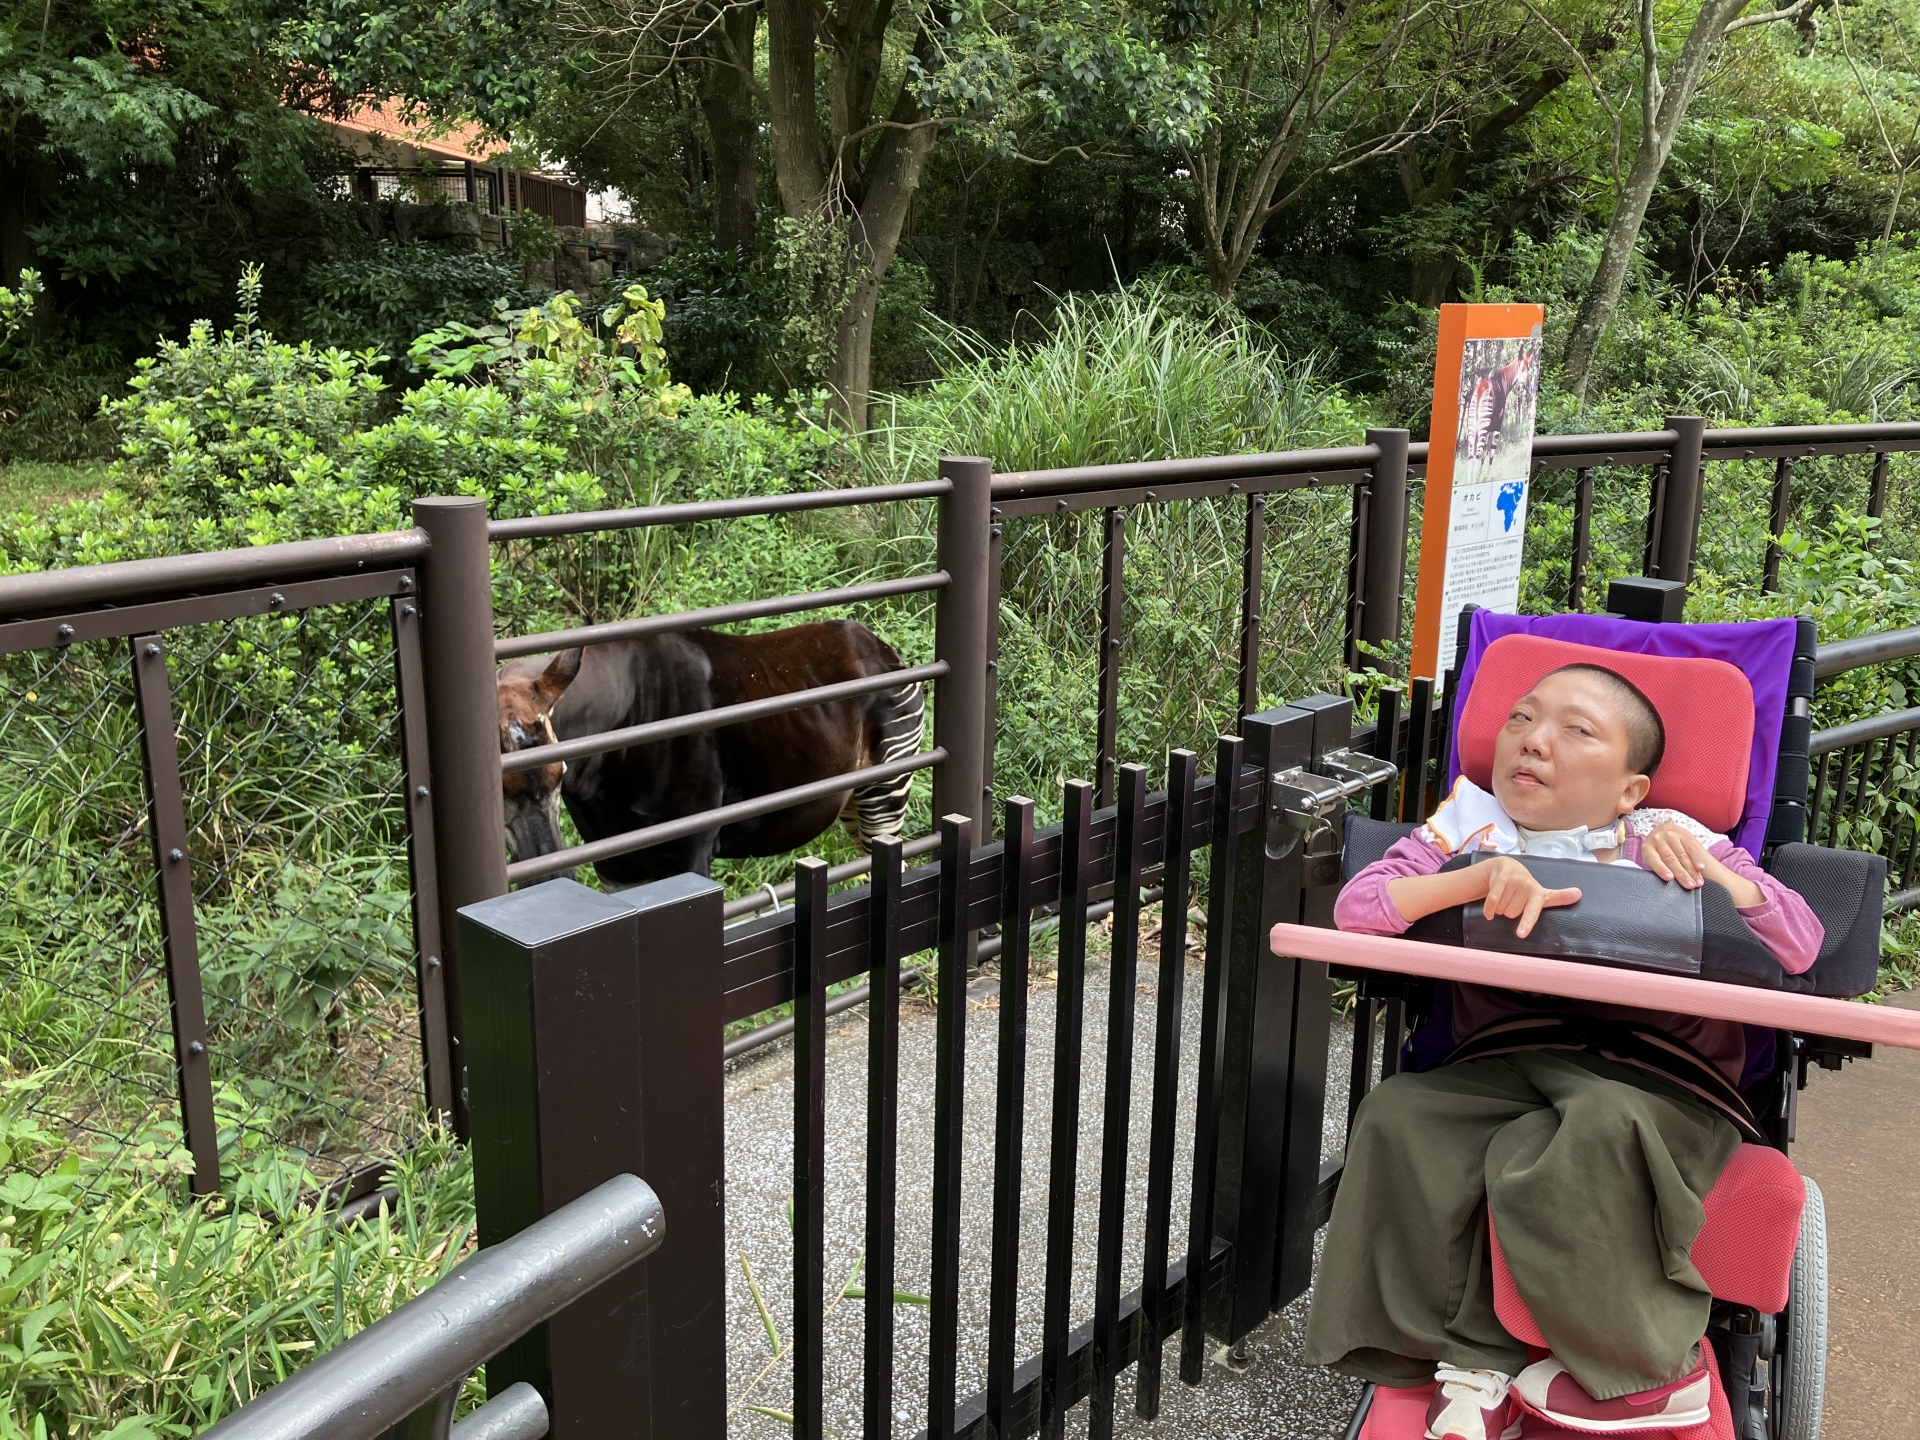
left=1278, top=598, right=1920, bottom=1440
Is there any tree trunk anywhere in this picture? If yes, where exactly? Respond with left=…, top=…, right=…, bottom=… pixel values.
left=1410, top=253, right=1460, bottom=308
left=698, top=2, right=761, bottom=253
left=829, top=270, right=881, bottom=429
left=1395, top=67, right=1569, bottom=308
left=822, top=108, right=936, bottom=429
left=765, top=0, right=830, bottom=213
left=1563, top=0, right=1751, bottom=399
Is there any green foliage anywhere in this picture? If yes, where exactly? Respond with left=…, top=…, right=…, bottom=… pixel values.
left=0, top=273, right=42, bottom=346
left=867, top=279, right=1367, bottom=474
left=0, top=1096, right=476, bottom=1438
left=648, top=238, right=784, bottom=396
left=300, top=243, right=546, bottom=373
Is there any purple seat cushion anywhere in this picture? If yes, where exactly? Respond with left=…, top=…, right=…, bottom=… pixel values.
left=1446, top=610, right=1800, bottom=860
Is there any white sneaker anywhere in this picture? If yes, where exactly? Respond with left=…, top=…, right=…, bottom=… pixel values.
left=1425, top=1366, right=1522, bottom=1440
left=1511, top=1350, right=1712, bottom=1433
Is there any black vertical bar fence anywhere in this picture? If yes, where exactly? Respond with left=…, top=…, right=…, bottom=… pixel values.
left=928, top=813, right=972, bottom=1440
left=1134, top=748, right=1198, bottom=1420
left=988, top=797, right=1035, bottom=1440
left=865, top=836, right=905, bottom=1440
left=1041, top=781, right=1094, bottom=1438
left=793, top=858, right=830, bottom=1440
left=1089, top=765, right=1146, bottom=1439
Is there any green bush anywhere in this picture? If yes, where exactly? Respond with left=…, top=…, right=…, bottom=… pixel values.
left=298, top=242, right=548, bottom=376
left=0, top=1095, right=475, bottom=1438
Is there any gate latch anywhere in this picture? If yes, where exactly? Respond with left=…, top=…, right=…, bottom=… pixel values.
left=1267, top=748, right=1398, bottom=883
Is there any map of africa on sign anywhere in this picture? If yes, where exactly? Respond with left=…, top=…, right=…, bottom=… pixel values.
left=1497, top=481, right=1525, bottom=532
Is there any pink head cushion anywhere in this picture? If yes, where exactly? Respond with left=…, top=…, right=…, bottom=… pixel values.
left=1455, top=634, right=1756, bottom=835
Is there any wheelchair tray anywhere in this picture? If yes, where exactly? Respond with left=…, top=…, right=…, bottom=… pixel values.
left=1271, top=922, right=1920, bottom=1051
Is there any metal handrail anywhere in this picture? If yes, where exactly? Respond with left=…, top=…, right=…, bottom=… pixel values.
left=502, top=661, right=948, bottom=773
left=486, top=479, right=952, bottom=541
left=504, top=745, right=947, bottom=884
left=199, top=1174, right=665, bottom=1440
left=1814, top=625, right=1920, bottom=679
left=989, top=443, right=1383, bottom=499
left=0, top=528, right=428, bottom=618
left=1810, top=705, right=1920, bottom=758
left=494, top=572, right=950, bottom=661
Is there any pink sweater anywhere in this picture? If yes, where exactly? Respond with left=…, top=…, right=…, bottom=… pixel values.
left=1335, top=830, right=1825, bottom=1083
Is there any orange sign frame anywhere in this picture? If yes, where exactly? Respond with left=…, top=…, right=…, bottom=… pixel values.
left=1409, top=302, right=1547, bottom=684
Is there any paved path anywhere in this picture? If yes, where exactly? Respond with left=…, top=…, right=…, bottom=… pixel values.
left=1793, top=988, right=1920, bottom=1440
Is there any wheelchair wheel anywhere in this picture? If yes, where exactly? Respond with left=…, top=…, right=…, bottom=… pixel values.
left=1773, top=1176, right=1828, bottom=1440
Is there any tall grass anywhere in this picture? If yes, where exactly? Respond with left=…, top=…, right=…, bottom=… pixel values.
left=862, top=284, right=1370, bottom=817
left=863, top=282, right=1367, bottom=476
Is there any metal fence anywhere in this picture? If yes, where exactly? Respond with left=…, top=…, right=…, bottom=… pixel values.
left=454, top=697, right=1395, bottom=1439
left=0, top=533, right=443, bottom=1203
left=12, top=417, right=1920, bottom=1215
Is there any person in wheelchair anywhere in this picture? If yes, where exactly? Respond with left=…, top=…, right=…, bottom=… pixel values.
left=1304, top=661, right=1823, bottom=1438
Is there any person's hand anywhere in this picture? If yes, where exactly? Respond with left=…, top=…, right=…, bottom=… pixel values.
left=1640, top=821, right=1713, bottom=889
left=1481, top=856, right=1582, bottom=938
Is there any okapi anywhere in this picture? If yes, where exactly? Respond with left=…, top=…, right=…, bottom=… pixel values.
left=1459, top=346, right=1539, bottom=481
left=496, top=620, right=925, bottom=887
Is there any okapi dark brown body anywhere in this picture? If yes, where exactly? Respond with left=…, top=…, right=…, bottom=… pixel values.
left=497, top=620, right=923, bottom=887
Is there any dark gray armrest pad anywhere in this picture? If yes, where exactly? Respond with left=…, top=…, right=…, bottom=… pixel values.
left=1342, top=814, right=1419, bottom=884
left=1339, top=814, right=1885, bottom=998
left=1763, top=843, right=1885, bottom=998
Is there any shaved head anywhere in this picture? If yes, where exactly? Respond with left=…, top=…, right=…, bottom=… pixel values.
left=1541, top=663, right=1665, bottom=775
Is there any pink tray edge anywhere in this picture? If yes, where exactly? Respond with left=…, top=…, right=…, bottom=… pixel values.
left=1269, top=923, right=1920, bottom=1051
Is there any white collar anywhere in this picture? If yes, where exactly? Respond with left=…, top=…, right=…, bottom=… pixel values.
left=1421, top=777, right=1626, bottom=862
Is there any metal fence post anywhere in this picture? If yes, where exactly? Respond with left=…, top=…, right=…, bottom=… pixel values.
left=413, top=495, right=508, bottom=1140
left=459, top=874, right=727, bottom=1439
left=1210, top=705, right=1311, bottom=1347
left=1359, top=429, right=1411, bottom=665
left=1271, top=694, right=1350, bottom=1306
left=1654, top=415, right=1706, bottom=585
left=933, top=457, right=993, bottom=835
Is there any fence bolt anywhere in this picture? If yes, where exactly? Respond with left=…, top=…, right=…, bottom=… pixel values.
left=187, top=1041, right=205, bottom=1057
left=270, top=593, right=286, bottom=608
left=399, top=574, right=414, bottom=589
left=145, top=642, right=161, bottom=657
left=416, top=785, right=431, bottom=799
left=427, top=955, right=442, bottom=969
left=400, top=602, right=417, bottom=617
left=167, top=848, right=184, bottom=862
left=57, top=624, right=74, bottom=641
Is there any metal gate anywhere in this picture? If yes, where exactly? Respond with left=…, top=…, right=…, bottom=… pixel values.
left=456, top=686, right=1408, bottom=1439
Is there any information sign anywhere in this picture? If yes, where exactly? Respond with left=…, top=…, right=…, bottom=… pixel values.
left=1409, top=303, right=1546, bottom=686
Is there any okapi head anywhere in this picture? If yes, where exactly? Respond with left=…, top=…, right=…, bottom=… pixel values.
left=497, top=647, right=583, bottom=870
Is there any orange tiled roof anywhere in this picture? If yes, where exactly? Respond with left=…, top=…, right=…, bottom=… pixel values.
left=332, top=102, right=509, bottom=163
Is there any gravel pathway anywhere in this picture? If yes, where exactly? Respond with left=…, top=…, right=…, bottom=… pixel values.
left=720, top=934, right=1369, bottom=1438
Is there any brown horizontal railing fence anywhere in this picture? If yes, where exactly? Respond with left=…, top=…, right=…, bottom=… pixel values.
left=12, top=417, right=1920, bottom=1205
left=0, top=531, right=446, bottom=1205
